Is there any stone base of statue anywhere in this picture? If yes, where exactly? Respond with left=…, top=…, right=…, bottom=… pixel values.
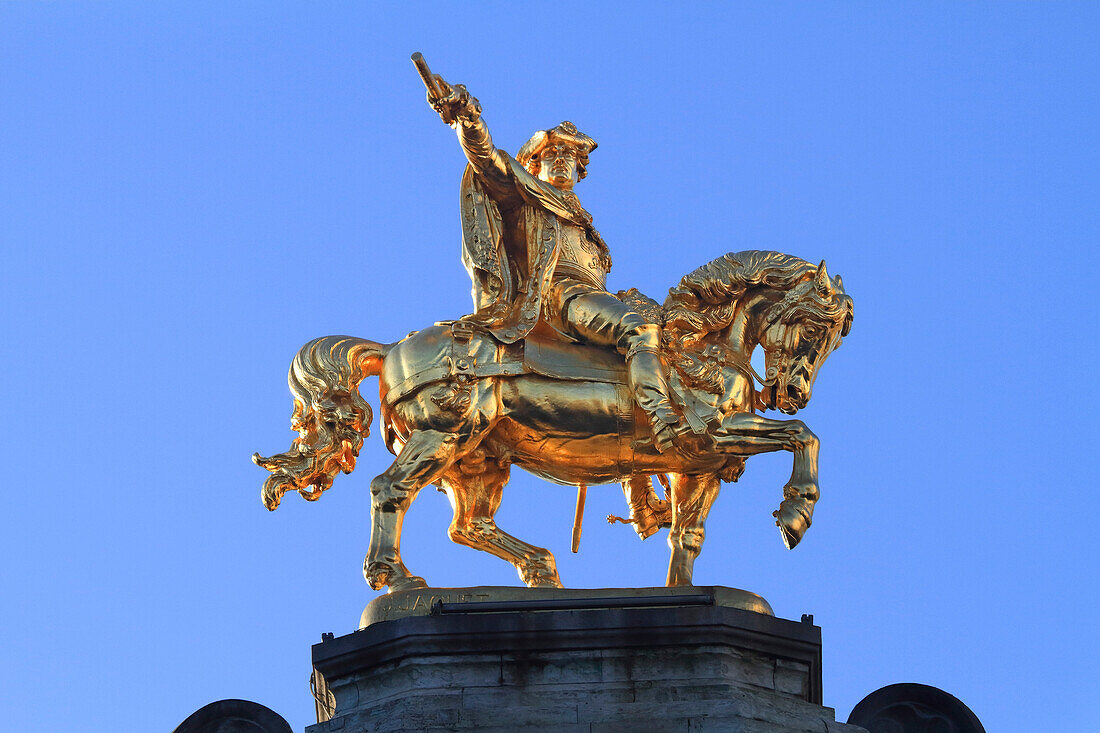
left=306, top=586, right=868, bottom=732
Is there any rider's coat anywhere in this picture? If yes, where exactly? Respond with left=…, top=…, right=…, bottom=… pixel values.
left=458, top=155, right=612, bottom=344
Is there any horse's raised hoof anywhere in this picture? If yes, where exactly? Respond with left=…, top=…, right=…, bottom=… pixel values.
left=773, top=498, right=812, bottom=550
left=779, top=522, right=802, bottom=550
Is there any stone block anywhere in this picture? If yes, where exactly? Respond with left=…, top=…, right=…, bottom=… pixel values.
left=307, top=586, right=868, bottom=732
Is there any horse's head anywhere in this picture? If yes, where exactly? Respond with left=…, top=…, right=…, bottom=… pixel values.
left=662, top=251, right=854, bottom=414
left=756, top=261, right=853, bottom=414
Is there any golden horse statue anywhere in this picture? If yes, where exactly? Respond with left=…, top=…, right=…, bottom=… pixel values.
left=254, top=250, right=853, bottom=591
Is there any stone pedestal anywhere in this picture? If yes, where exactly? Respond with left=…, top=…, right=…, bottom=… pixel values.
left=308, top=587, right=867, bottom=732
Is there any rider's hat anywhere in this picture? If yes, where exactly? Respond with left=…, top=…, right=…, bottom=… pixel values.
left=517, top=121, right=597, bottom=179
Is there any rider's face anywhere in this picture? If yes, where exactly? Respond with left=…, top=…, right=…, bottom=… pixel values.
left=536, top=143, right=580, bottom=190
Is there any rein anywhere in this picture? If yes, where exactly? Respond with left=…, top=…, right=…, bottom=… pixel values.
left=717, top=302, right=804, bottom=399
left=718, top=300, right=796, bottom=389
left=724, top=356, right=777, bottom=388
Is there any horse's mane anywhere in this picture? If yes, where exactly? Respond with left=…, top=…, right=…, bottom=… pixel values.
left=662, top=250, right=818, bottom=335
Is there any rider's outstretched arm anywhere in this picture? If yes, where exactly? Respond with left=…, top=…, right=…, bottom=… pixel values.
left=427, top=76, right=515, bottom=196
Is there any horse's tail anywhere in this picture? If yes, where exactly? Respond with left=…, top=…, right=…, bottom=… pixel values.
left=253, top=335, right=390, bottom=511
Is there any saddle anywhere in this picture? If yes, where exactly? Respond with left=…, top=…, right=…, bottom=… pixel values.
left=380, top=318, right=714, bottom=438
left=445, top=285, right=661, bottom=385
left=519, top=323, right=717, bottom=436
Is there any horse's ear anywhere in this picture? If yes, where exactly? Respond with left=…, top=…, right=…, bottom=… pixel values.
left=834, top=274, right=843, bottom=291
left=814, top=261, right=833, bottom=294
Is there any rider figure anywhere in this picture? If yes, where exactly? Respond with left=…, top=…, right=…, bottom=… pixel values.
left=428, top=76, right=687, bottom=455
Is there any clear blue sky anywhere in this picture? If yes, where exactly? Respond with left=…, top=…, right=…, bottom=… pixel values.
left=2, top=3, right=1097, bottom=731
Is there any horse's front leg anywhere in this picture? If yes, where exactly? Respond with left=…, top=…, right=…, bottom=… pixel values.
left=714, top=413, right=820, bottom=549
left=666, top=473, right=721, bottom=586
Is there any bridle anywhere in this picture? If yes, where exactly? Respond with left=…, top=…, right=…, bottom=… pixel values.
left=726, top=300, right=827, bottom=404
left=699, top=276, right=845, bottom=408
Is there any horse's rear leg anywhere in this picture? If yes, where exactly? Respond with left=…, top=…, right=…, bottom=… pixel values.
left=442, top=456, right=562, bottom=588
left=666, top=473, right=721, bottom=587
left=364, top=429, right=467, bottom=592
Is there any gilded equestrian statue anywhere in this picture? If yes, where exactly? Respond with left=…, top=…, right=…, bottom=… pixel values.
left=254, top=56, right=854, bottom=591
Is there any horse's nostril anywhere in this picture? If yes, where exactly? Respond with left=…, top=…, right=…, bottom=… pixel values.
left=786, top=384, right=811, bottom=409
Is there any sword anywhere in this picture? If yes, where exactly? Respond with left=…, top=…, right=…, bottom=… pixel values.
left=571, top=484, right=587, bottom=553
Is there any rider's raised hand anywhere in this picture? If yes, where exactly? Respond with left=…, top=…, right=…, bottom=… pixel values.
left=429, top=76, right=481, bottom=126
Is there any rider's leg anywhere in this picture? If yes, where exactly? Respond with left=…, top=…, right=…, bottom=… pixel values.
left=621, top=475, right=670, bottom=540
left=546, top=280, right=685, bottom=452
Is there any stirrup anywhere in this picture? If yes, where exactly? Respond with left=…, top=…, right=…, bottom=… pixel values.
left=650, top=414, right=713, bottom=454
left=608, top=489, right=672, bottom=540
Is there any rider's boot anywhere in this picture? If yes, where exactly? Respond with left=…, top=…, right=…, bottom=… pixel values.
left=557, top=288, right=697, bottom=453
left=618, top=323, right=690, bottom=453
left=622, top=475, right=671, bottom=539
